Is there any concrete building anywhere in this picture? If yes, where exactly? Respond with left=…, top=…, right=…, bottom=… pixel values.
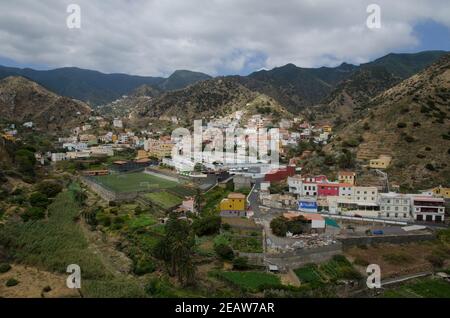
left=431, top=186, right=450, bottom=199
left=378, top=192, right=411, bottom=220
left=338, top=171, right=356, bottom=185
left=411, top=196, right=445, bottom=223
left=220, top=193, right=247, bottom=217
left=369, top=155, right=392, bottom=169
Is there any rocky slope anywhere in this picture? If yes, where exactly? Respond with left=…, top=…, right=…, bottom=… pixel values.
left=0, top=76, right=92, bottom=131
left=327, top=53, right=450, bottom=189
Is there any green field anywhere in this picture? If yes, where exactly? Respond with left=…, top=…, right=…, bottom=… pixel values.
left=294, top=264, right=325, bottom=284
left=294, top=255, right=362, bottom=285
left=216, top=271, right=281, bottom=292
left=382, top=278, right=450, bottom=298
left=93, top=172, right=179, bottom=193
left=144, top=192, right=183, bottom=209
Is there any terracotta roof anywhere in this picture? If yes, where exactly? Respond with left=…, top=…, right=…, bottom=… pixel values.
left=228, top=193, right=246, bottom=199
left=339, top=171, right=356, bottom=176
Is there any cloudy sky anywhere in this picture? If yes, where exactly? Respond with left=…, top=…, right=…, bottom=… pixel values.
left=0, top=0, right=449, bottom=76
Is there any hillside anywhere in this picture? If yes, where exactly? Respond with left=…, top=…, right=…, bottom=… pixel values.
left=0, top=66, right=210, bottom=106
left=157, top=70, right=212, bottom=91
left=327, top=53, right=450, bottom=190
left=131, top=77, right=291, bottom=124
left=0, top=76, right=92, bottom=131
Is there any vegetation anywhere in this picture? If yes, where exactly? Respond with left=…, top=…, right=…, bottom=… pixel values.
left=153, top=213, right=196, bottom=286
left=215, top=271, right=281, bottom=292
left=0, top=263, right=12, bottom=273
left=270, top=215, right=309, bottom=237
left=382, top=278, right=450, bottom=298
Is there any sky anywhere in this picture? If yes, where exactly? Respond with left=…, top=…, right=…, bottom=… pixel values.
left=0, top=0, right=449, bottom=77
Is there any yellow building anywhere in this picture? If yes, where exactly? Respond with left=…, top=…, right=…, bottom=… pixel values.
left=136, top=150, right=150, bottom=160
left=432, top=186, right=450, bottom=199
left=220, top=193, right=247, bottom=217
left=338, top=171, right=356, bottom=185
left=322, top=125, right=332, bottom=133
left=369, top=155, right=392, bottom=169
left=144, top=138, right=174, bottom=159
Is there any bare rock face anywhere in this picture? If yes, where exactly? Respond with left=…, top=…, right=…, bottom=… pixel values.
left=0, top=76, right=91, bottom=132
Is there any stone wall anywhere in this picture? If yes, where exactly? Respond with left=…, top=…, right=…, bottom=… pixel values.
left=338, top=233, right=436, bottom=248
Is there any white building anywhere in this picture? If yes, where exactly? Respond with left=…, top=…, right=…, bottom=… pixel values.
left=113, top=118, right=123, bottom=128
left=411, top=196, right=445, bottom=223
left=378, top=192, right=411, bottom=220
left=51, top=153, right=67, bottom=162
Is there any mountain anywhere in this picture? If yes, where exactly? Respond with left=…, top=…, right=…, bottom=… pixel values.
left=157, top=70, right=212, bottom=91
left=241, top=62, right=357, bottom=113
left=130, top=77, right=291, bottom=124
left=240, top=51, right=447, bottom=114
left=0, top=76, right=91, bottom=131
left=327, top=53, right=450, bottom=189
left=0, top=66, right=211, bottom=106
left=97, top=84, right=162, bottom=118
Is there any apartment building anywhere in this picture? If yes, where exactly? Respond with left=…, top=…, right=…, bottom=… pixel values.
left=378, top=192, right=411, bottom=220
left=411, top=196, right=445, bottom=223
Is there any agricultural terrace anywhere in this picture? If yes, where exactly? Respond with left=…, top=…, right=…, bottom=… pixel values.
left=143, top=192, right=183, bottom=210
left=214, top=271, right=282, bottom=292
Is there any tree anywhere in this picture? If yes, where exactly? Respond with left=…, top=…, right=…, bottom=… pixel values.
left=153, top=213, right=196, bottom=286
left=214, top=244, right=234, bottom=261
left=233, top=257, right=250, bottom=270
left=14, top=148, right=36, bottom=176
left=270, top=217, right=288, bottom=237
left=192, top=215, right=221, bottom=236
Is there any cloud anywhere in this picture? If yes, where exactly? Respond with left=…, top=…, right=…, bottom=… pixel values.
left=0, top=0, right=449, bottom=76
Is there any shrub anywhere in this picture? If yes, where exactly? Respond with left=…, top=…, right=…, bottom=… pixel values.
left=233, top=257, right=251, bottom=270
left=0, top=263, right=12, bottom=273
left=397, top=122, right=407, bottom=128
left=363, top=122, right=370, bottom=130
left=133, top=258, right=156, bottom=276
left=29, top=192, right=50, bottom=208
left=214, top=244, right=234, bottom=261
left=270, top=217, right=288, bottom=237
left=425, top=163, right=435, bottom=171
left=404, top=135, right=415, bottom=143
left=42, top=285, right=52, bottom=293
left=21, top=207, right=46, bottom=222
left=36, top=181, right=63, bottom=198
left=221, top=223, right=231, bottom=231
left=413, top=122, right=421, bottom=127
left=193, top=215, right=221, bottom=236
left=6, top=278, right=19, bottom=287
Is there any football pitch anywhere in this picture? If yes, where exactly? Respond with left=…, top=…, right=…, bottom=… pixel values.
left=93, top=172, right=179, bottom=193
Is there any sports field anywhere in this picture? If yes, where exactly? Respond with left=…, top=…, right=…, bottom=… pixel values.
left=93, top=172, right=179, bottom=193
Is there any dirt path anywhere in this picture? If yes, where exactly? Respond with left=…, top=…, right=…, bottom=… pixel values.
left=280, top=269, right=301, bottom=287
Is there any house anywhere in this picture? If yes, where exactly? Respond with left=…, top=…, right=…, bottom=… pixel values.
left=220, top=193, right=247, bottom=217
left=23, top=122, right=33, bottom=128
left=338, top=171, right=356, bottom=185
left=113, top=118, right=123, bottom=128
left=233, top=175, right=252, bottom=191
left=411, top=196, right=445, bottom=223
left=51, top=153, right=67, bottom=162
left=369, top=155, right=392, bottom=169
left=144, top=138, right=175, bottom=159
left=431, top=186, right=450, bottom=199
left=317, top=182, right=340, bottom=197
left=378, top=193, right=411, bottom=220
left=264, top=165, right=295, bottom=182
